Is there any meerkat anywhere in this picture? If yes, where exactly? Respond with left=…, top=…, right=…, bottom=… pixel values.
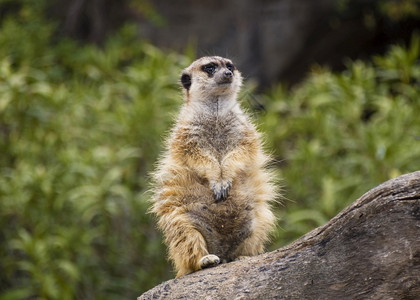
left=150, top=56, right=277, bottom=277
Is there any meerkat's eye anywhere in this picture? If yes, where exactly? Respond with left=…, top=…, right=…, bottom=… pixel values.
left=202, top=63, right=217, bottom=75
left=226, top=63, right=235, bottom=72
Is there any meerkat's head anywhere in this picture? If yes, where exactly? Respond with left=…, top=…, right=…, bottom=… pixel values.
left=180, top=56, right=242, bottom=102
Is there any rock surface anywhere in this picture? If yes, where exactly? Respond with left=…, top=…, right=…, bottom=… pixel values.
left=139, top=171, right=420, bottom=299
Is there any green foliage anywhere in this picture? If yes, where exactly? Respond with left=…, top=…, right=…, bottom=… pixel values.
left=258, top=35, right=420, bottom=247
left=0, top=10, right=191, bottom=298
left=1, top=1, right=420, bottom=298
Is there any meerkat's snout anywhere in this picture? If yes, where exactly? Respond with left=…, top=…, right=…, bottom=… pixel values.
left=224, top=70, right=233, bottom=78
left=215, top=68, right=234, bottom=85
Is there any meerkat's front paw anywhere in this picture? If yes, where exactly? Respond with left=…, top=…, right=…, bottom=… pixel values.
left=199, top=254, right=220, bottom=269
left=211, top=179, right=232, bottom=201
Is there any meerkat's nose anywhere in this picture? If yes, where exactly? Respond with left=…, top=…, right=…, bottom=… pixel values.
left=224, top=70, right=233, bottom=78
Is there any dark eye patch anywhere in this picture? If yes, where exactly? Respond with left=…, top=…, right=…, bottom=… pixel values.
left=226, top=63, right=235, bottom=72
left=201, top=63, right=218, bottom=76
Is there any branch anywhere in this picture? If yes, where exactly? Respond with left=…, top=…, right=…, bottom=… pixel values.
left=139, top=171, right=420, bottom=299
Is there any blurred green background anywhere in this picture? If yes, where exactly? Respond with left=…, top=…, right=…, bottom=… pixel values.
left=0, top=0, right=419, bottom=299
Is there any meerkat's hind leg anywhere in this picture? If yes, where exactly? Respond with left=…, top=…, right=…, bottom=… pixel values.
left=199, top=254, right=221, bottom=269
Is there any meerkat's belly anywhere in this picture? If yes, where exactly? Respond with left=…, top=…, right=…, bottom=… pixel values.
left=187, top=192, right=253, bottom=262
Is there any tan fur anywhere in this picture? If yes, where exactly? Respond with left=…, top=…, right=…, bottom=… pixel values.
left=150, top=56, right=277, bottom=277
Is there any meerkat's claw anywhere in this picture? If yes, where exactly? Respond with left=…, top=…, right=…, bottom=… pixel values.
left=211, top=180, right=232, bottom=202
left=199, top=254, right=220, bottom=269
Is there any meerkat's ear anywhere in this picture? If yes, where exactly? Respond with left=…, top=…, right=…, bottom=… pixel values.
left=180, top=73, right=191, bottom=90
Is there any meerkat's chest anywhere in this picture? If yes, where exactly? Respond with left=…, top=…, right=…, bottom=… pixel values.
left=191, top=112, right=244, bottom=155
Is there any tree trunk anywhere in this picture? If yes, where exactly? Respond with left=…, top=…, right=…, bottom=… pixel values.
left=139, top=171, right=420, bottom=299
